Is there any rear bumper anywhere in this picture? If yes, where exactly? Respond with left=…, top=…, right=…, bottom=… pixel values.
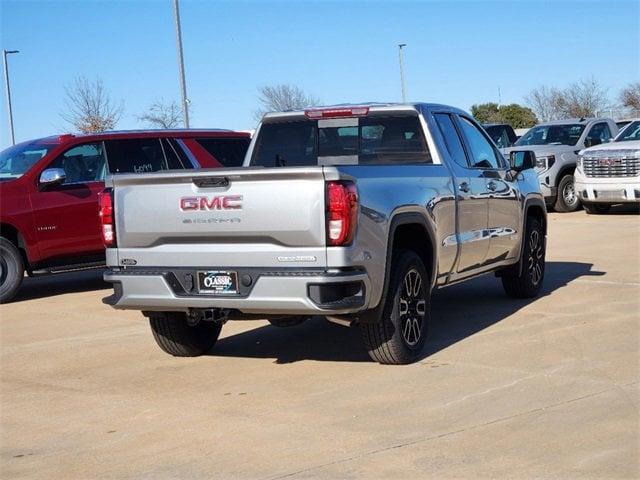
left=103, top=267, right=371, bottom=315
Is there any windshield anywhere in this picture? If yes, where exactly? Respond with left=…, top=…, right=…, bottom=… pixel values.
left=515, top=124, right=585, bottom=146
left=615, top=121, right=640, bottom=142
left=251, top=115, right=431, bottom=167
left=0, top=142, right=53, bottom=180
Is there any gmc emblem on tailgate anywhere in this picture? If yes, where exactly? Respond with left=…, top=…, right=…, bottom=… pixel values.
left=180, top=195, right=243, bottom=211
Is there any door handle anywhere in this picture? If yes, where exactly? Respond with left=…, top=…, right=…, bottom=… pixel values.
left=459, top=182, right=470, bottom=193
left=487, top=181, right=497, bottom=191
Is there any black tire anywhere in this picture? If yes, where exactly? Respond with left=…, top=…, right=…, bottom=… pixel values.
left=268, top=316, right=309, bottom=327
left=148, top=312, right=222, bottom=357
left=554, top=174, right=580, bottom=212
left=360, top=250, right=430, bottom=365
left=501, top=216, right=545, bottom=299
left=583, top=203, right=611, bottom=214
left=0, top=237, right=25, bottom=304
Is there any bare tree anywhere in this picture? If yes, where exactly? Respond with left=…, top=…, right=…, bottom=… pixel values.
left=61, top=76, right=123, bottom=133
left=558, top=77, right=609, bottom=118
left=254, top=84, right=320, bottom=121
left=137, top=99, right=182, bottom=129
left=524, top=85, right=564, bottom=122
left=619, top=82, right=640, bottom=113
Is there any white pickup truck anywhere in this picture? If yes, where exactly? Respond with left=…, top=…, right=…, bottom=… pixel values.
left=576, top=119, right=640, bottom=213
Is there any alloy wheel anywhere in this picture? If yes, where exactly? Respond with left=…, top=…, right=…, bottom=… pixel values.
left=528, top=229, right=544, bottom=286
left=398, top=268, right=426, bottom=346
left=563, top=180, right=577, bottom=207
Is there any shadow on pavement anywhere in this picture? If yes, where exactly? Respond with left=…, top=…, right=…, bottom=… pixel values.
left=10, top=269, right=109, bottom=303
left=212, top=261, right=605, bottom=364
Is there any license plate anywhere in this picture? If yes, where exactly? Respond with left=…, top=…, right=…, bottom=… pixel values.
left=197, top=271, right=238, bottom=295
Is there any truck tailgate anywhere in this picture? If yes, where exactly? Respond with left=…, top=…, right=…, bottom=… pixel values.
left=110, top=167, right=328, bottom=268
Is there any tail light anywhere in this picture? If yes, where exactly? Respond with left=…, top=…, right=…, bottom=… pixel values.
left=98, top=188, right=115, bottom=247
left=326, top=181, right=358, bottom=246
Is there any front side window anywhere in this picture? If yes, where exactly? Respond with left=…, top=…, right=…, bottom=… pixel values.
left=49, top=142, right=106, bottom=183
left=586, top=123, right=612, bottom=146
left=0, top=142, right=53, bottom=180
left=484, top=125, right=511, bottom=148
left=434, top=113, right=468, bottom=168
left=251, top=115, right=431, bottom=167
left=106, top=138, right=168, bottom=174
left=458, top=116, right=501, bottom=169
left=515, top=124, right=585, bottom=146
left=615, top=120, right=640, bottom=142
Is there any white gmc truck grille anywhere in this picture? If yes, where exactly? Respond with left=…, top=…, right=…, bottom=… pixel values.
left=583, top=155, right=640, bottom=178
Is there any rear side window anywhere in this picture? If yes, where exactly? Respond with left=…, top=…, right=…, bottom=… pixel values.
left=195, top=138, right=250, bottom=167
left=434, top=113, right=468, bottom=168
left=251, top=115, right=431, bottom=167
left=106, top=138, right=180, bottom=174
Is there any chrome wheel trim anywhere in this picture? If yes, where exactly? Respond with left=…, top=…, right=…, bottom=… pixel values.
left=399, top=268, right=426, bottom=347
left=527, top=229, right=544, bottom=286
left=563, top=179, right=577, bottom=206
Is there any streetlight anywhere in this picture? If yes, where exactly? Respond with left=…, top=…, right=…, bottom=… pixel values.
left=398, top=44, right=407, bottom=103
left=3, top=49, right=19, bottom=145
left=172, top=0, right=190, bottom=128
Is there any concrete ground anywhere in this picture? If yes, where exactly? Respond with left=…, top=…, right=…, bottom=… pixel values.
left=1, top=209, right=638, bottom=479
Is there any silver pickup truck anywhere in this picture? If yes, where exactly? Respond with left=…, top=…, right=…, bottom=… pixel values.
left=102, top=103, right=547, bottom=364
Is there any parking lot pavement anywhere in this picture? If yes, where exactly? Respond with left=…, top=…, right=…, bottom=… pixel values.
left=1, top=209, right=638, bottom=480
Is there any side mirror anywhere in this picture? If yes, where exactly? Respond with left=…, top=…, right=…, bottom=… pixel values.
left=39, top=168, right=66, bottom=188
left=509, top=150, right=536, bottom=172
left=585, top=138, right=602, bottom=148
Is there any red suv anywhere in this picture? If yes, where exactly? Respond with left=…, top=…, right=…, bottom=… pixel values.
left=0, top=129, right=250, bottom=302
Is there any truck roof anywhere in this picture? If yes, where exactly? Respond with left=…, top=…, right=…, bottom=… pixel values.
left=261, top=102, right=468, bottom=122
left=537, top=117, right=613, bottom=126
left=23, top=129, right=250, bottom=146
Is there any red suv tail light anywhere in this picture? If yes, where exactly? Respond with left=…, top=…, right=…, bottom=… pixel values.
left=326, top=181, right=358, bottom=246
left=98, top=188, right=116, bottom=247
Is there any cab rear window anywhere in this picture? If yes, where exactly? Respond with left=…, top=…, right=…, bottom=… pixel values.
left=251, top=115, right=431, bottom=167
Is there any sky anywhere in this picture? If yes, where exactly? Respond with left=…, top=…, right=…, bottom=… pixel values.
left=0, top=0, right=638, bottom=149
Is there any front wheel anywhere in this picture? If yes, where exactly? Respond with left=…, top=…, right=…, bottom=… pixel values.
left=584, top=203, right=611, bottom=214
left=501, top=216, right=545, bottom=298
left=148, top=312, right=222, bottom=357
left=360, top=250, right=430, bottom=365
left=554, top=174, right=580, bottom=212
left=0, top=237, right=25, bottom=304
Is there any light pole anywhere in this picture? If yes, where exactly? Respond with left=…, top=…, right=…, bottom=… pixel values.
left=398, top=43, right=407, bottom=103
left=3, top=49, right=19, bottom=145
left=172, top=0, right=190, bottom=128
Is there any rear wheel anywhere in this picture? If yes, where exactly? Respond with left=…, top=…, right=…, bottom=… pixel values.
left=268, top=316, right=309, bottom=327
left=554, top=174, right=580, bottom=212
left=584, top=203, right=611, bottom=214
left=0, top=237, right=24, bottom=304
left=501, top=216, right=545, bottom=298
left=148, top=312, right=222, bottom=357
left=360, top=250, right=430, bottom=365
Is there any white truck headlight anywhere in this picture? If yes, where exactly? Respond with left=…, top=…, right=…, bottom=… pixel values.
left=535, top=155, right=555, bottom=174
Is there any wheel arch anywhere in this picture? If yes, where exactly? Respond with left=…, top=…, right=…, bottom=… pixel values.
left=357, top=210, right=437, bottom=324
left=0, top=222, right=30, bottom=269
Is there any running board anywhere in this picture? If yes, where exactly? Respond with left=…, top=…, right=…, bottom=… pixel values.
left=31, top=261, right=105, bottom=276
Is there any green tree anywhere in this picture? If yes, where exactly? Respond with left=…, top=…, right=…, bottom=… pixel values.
left=498, top=104, right=538, bottom=128
left=471, top=102, right=538, bottom=128
left=471, top=103, right=501, bottom=124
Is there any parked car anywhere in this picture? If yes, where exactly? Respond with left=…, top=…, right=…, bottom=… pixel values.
left=102, top=103, right=546, bottom=365
left=576, top=118, right=640, bottom=214
left=482, top=123, right=518, bottom=149
left=0, top=129, right=251, bottom=302
left=506, top=118, right=619, bottom=212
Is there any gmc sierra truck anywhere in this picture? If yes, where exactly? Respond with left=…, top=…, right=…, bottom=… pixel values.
left=102, top=103, right=547, bottom=364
